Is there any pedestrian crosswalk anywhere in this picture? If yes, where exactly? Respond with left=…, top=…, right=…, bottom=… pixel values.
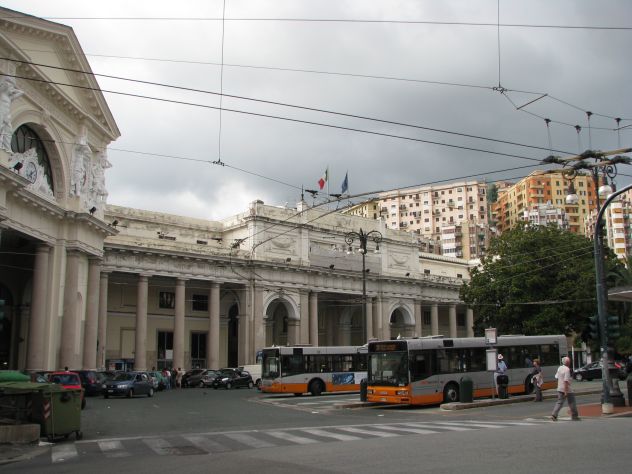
left=48, top=418, right=561, bottom=464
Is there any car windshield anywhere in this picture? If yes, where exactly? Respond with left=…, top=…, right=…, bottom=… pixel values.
left=112, top=373, right=134, bottom=381
left=50, top=374, right=80, bottom=385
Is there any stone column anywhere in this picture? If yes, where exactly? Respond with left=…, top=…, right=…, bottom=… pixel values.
left=252, top=285, right=264, bottom=363
left=309, top=291, right=318, bottom=346
left=207, top=282, right=220, bottom=369
left=381, top=298, right=391, bottom=341
left=60, top=250, right=81, bottom=370
left=26, top=244, right=50, bottom=370
left=374, top=296, right=383, bottom=339
left=82, top=257, right=101, bottom=369
left=134, top=275, right=149, bottom=371
left=287, top=319, right=300, bottom=345
left=466, top=308, right=474, bottom=337
left=365, top=297, right=373, bottom=341
left=414, top=301, right=422, bottom=337
left=340, top=323, right=352, bottom=345
left=430, top=304, right=439, bottom=336
left=173, top=278, right=186, bottom=370
left=97, top=272, right=110, bottom=369
left=299, top=290, right=309, bottom=344
left=449, top=304, right=457, bottom=338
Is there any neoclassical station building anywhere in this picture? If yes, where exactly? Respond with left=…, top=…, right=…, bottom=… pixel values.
left=0, top=8, right=474, bottom=372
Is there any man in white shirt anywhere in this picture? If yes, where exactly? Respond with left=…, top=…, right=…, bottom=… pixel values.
left=550, top=356, right=580, bottom=421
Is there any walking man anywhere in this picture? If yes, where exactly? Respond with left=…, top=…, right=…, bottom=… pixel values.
left=550, top=356, right=580, bottom=421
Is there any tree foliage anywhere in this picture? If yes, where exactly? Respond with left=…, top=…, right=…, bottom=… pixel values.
left=460, top=223, right=623, bottom=337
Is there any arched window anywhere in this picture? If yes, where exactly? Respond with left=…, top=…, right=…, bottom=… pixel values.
left=11, top=124, right=54, bottom=192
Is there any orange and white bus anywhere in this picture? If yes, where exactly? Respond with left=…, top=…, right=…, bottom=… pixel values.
left=260, top=345, right=367, bottom=396
left=367, top=335, right=566, bottom=405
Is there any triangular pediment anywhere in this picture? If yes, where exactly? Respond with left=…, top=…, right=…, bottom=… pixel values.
left=0, top=7, right=120, bottom=142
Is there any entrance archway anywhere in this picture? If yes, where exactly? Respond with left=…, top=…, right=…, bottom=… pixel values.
left=390, top=307, right=414, bottom=338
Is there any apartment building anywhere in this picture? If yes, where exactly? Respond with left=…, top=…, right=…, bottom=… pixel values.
left=523, top=202, right=568, bottom=229
left=492, top=171, right=597, bottom=236
left=343, top=181, right=490, bottom=259
left=584, top=189, right=632, bottom=261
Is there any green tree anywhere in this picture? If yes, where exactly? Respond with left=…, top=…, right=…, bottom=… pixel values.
left=460, top=223, right=622, bottom=336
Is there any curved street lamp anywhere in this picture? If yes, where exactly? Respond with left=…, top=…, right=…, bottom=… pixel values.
left=548, top=148, right=632, bottom=412
left=345, top=229, right=383, bottom=340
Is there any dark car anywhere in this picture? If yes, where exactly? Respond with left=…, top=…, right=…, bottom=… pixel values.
left=182, top=369, right=206, bottom=388
left=185, top=369, right=218, bottom=388
left=573, top=361, right=626, bottom=381
left=211, top=368, right=254, bottom=390
left=74, top=370, right=106, bottom=396
left=102, top=371, right=155, bottom=398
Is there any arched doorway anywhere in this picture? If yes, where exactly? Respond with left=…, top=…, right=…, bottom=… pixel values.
left=265, top=301, right=289, bottom=347
left=227, top=304, right=239, bottom=367
left=390, top=307, right=414, bottom=338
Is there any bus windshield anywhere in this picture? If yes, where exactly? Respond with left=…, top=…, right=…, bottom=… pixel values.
left=262, top=349, right=280, bottom=378
left=369, top=351, right=409, bottom=387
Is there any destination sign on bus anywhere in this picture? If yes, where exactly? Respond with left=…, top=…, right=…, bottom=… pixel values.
left=371, top=342, right=406, bottom=352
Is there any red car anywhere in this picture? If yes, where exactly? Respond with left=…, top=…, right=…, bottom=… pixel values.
left=48, top=371, right=86, bottom=409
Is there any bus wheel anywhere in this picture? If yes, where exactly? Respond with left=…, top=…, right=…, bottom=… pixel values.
left=443, top=383, right=459, bottom=403
left=309, top=380, right=324, bottom=396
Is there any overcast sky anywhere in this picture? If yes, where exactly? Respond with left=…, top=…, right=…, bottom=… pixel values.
left=5, top=0, right=632, bottom=220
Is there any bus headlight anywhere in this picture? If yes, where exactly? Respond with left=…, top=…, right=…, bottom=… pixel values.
left=396, top=390, right=409, bottom=396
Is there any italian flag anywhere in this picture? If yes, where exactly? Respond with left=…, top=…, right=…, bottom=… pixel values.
left=318, top=167, right=328, bottom=190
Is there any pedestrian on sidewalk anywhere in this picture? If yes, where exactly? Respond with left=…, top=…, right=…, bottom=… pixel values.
left=550, top=356, right=580, bottom=421
left=531, top=359, right=543, bottom=402
left=495, top=354, right=508, bottom=397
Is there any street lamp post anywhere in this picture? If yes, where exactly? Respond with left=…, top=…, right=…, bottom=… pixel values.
left=345, top=228, right=383, bottom=341
left=555, top=149, right=632, bottom=412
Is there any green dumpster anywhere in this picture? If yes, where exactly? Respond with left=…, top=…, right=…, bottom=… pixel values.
left=38, top=384, right=83, bottom=441
left=460, top=376, right=473, bottom=403
left=0, top=382, right=82, bottom=441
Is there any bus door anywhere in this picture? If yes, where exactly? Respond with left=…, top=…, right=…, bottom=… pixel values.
left=409, top=350, right=441, bottom=399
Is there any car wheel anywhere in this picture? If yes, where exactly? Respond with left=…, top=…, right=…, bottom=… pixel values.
left=248, top=381, right=254, bottom=389
left=226, top=382, right=232, bottom=390
left=199, top=381, right=204, bottom=388
left=574, top=373, right=583, bottom=381
left=309, top=380, right=324, bottom=396
left=443, top=383, right=459, bottom=403
left=213, top=385, right=218, bottom=390
left=127, top=389, right=134, bottom=398
left=586, top=377, right=592, bottom=382
left=148, top=388, right=154, bottom=398
left=104, top=394, right=109, bottom=399
left=256, top=379, right=262, bottom=390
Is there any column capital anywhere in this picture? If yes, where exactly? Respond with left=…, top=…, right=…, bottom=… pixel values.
left=176, top=277, right=188, bottom=284
left=210, top=282, right=220, bottom=290
left=35, top=243, right=52, bottom=253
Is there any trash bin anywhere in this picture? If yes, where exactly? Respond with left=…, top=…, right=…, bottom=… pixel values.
left=460, top=376, right=473, bottom=403
left=360, top=378, right=368, bottom=402
left=34, top=385, right=82, bottom=441
left=496, top=374, right=509, bottom=399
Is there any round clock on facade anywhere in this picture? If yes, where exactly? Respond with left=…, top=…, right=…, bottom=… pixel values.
left=24, top=161, right=37, bottom=183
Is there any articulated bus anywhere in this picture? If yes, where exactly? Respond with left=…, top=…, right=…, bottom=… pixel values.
left=261, top=345, right=367, bottom=396
left=367, top=335, right=567, bottom=406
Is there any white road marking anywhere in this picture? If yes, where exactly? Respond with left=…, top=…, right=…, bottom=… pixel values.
left=183, top=435, right=231, bottom=453
left=97, top=440, right=130, bottom=458
left=301, top=428, right=361, bottom=441
left=378, top=425, right=440, bottom=435
left=336, top=426, right=400, bottom=438
left=266, top=431, right=319, bottom=445
left=402, top=422, right=474, bottom=432
left=224, top=433, right=276, bottom=449
left=51, top=443, right=78, bottom=463
left=142, top=437, right=172, bottom=455
left=436, top=421, right=507, bottom=429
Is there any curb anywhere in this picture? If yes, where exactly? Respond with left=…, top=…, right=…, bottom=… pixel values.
left=0, top=444, right=49, bottom=466
left=440, top=388, right=604, bottom=410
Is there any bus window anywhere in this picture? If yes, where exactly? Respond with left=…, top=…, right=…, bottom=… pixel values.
left=436, top=349, right=463, bottom=373
left=539, top=344, right=560, bottom=366
left=281, top=355, right=303, bottom=376
left=410, top=350, right=432, bottom=381
left=463, top=348, right=485, bottom=372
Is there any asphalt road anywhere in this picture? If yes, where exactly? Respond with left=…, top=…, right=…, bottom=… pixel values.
left=4, top=382, right=631, bottom=473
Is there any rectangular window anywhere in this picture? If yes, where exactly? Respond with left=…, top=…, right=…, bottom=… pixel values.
left=423, top=310, right=431, bottom=325
left=192, top=294, right=208, bottom=311
left=157, top=331, right=173, bottom=369
left=190, top=332, right=207, bottom=368
left=159, top=291, right=175, bottom=309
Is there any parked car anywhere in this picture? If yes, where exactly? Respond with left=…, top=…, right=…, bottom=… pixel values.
left=239, top=364, right=262, bottom=389
left=74, top=370, right=106, bottom=396
left=210, top=368, right=254, bottom=390
left=148, top=371, right=167, bottom=390
left=102, top=371, right=155, bottom=398
left=181, top=369, right=206, bottom=388
left=573, top=362, right=626, bottom=381
left=183, top=369, right=218, bottom=388
left=201, top=370, right=220, bottom=388
left=48, top=371, right=86, bottom=409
